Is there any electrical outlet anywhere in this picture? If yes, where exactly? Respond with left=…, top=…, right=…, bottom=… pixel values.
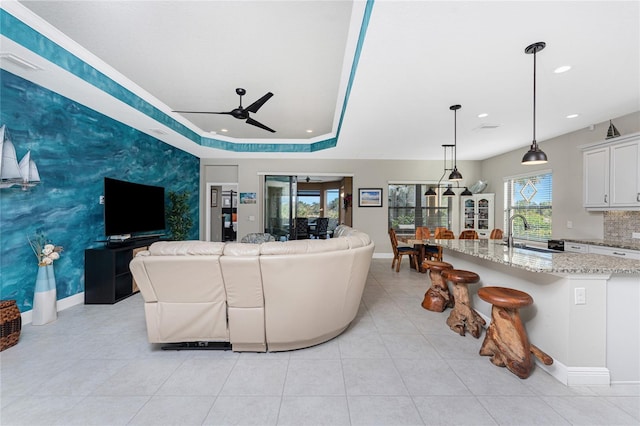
left=632, top=232, right=640, bottom=239
left=566, top=220, right=573, bottom=229
left=575, top=288, right=586, bottom=305
left=99, top=195, right=105, bottom=205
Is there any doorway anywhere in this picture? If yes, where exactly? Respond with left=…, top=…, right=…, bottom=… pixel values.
left=263, top=175, right=352, bottom=240
left=207, top=183, right=238, bottom=242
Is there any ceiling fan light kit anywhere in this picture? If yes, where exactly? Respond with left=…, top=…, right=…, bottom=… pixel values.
left=173, top=88, right=276, bottom=133
left=522, top=41, right=548, bottom=165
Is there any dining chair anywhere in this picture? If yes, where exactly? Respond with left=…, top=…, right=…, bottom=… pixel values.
left=389, top=228, right=419, bottom=272
left=415, top=226, right=442, bottom=262
left=459, top=230, right=479, bottom=239
left=415, top=226, right=431, bottom=240
left=315, top=217, right=329, bottom=239
left=490, top=228, right=504, bottom=240
left=293, top=217, right=309, bottom=239
left=435, top=228, right=455, bottom=239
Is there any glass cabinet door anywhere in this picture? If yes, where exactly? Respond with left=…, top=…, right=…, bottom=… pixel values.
left=477, top=198, right=490, bottom=230
left=464, top=198, right=475, bottom=229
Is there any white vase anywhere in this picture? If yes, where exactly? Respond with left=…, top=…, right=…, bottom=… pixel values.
left=32, top=265, right=57, bottom=325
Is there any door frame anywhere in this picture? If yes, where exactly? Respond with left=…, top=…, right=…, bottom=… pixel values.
left=205, top=181, right=238, bottom=242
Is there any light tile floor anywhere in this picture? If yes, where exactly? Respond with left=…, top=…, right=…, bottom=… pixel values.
left=1, top=259, right=638, bottom=425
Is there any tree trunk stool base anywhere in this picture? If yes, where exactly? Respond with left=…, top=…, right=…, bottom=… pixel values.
left=477, top=286, right=553, bottom=379
left=421, top=260, right=454, bottom=312
left=442, top=269, right=485, bottom=338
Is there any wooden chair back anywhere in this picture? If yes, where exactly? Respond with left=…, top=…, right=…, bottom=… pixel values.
left=415, top=226, right=431, bottom=240
left=490, top=229, right=504, bottom=239
left=459, top=230, right=479, bottom=239
left=434, top=227, right=454, bottom=239
left=438, top=229, right=455, bottom=239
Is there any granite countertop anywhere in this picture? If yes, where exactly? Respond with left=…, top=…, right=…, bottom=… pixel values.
left=433, top=239, right=640, bottom=275
left=561, top=238, right=640, bottom=251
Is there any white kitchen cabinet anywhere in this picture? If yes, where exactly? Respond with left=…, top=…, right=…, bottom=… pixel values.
left=460, top=193, right=494, bottom=238
left=582, top=132, right=640, bottom=210
left=588, top=245, right=640, bottom=260
left=565, top=242, right=589, bottom=253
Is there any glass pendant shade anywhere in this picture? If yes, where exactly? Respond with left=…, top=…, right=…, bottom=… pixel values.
left=424, top=187, right=437, bottom=196
left=442, top=186, right=455, bottom=197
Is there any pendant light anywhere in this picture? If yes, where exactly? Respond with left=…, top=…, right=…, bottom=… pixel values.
left=448, top=104, right=463, bottom=180
left=424, top=187, right=437, bottom=196
left=521, top=41, right=548, bottom=165
left=442, top=185, right=456, bottom=197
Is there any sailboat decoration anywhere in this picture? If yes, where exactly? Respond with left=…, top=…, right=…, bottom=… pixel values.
left=0, top=125, right=41, bottom=190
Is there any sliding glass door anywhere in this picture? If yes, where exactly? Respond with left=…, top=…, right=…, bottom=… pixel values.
left=264, top=175, right=296, bottom=240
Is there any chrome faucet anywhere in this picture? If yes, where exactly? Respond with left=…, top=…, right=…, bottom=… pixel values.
left=507, top=214, right=530, bottom=248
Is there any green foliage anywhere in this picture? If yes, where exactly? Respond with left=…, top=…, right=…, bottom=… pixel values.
left=167, top=191, right=193, bottom=241
left=391, top=214, right=415, bottom=228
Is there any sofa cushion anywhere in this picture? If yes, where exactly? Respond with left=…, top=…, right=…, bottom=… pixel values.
left=345, top=231, right=371, bottom=248
left=223, top=242, right=261, bottom=256
left=260, top=238, right=349, bottom=255
left=149, top=241, right=225, bottom=256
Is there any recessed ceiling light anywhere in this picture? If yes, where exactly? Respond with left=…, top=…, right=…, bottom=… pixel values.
left=306, top=129, right=313, bottom=133
left=554, top=65, right=572, bottom=74
left=221, top=128, right=228, bottom=132
left=477, top=113, right=489, bottom=118
left=566, top=113, right=579, bottom=119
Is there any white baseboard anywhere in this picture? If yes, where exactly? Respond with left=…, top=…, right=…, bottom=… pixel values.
left=373, top=252, right=393, bottom=259
left=21, top=292, right=85, bottom=325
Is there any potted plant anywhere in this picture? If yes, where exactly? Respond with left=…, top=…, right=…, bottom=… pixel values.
left=167, top=191, right=193, bottom=240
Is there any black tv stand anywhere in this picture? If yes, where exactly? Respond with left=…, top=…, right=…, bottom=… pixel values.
left=105, top=235, right=162, bottom=248
left=85, top=238, right=159, bottom=304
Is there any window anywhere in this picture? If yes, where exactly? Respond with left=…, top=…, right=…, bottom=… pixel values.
left=388, top=184, right=451, bottom=235
left=504, top=171, right=552, bottom=242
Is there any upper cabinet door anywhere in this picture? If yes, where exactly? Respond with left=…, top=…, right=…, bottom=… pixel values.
left=583, top=147, right=609, bottom=208
left=610, top=140, right=640, bottom=208
left=583, top=132, right=640, bottom=211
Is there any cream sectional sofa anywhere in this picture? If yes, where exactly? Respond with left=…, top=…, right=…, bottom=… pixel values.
left=129, top=225, right=374, bottom=352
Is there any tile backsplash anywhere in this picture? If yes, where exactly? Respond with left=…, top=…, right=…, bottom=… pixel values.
left=604, top=211, right=640, bottom=242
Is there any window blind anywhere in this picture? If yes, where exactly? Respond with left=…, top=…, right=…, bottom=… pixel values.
left=503, top=171, right=552, bottom=242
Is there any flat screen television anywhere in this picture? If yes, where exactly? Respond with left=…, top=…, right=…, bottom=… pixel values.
left=103, top=177, right=166, bottom=238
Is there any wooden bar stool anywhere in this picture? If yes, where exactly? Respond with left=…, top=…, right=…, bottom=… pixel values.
left=478, top=286, right=553, bottom=379
left=442, top=269, right=485, bottom=338
left=421, top=260, right=454, bottom=312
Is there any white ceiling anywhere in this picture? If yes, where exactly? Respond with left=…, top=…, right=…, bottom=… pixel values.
left=3, top=1, right=639, bottom=161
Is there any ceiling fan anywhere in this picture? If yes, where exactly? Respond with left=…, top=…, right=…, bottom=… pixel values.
left=173, top=88, right=275, bottom=133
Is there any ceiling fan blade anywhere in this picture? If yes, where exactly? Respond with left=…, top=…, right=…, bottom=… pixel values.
left=245, top=92, right=274, bottom=113
left=246, top=117, right=276, bottom=133
left=172, top=110, right=233, bottom=115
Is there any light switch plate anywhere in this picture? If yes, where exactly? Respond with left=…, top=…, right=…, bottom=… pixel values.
left=632, top=232, right=640, bottom=239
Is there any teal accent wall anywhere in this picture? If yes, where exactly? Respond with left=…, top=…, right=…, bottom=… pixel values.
left=0, top=70, right=199, bottom=313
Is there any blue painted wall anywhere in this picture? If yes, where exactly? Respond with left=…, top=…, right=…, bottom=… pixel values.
left=0, top=70, right=199, bottom=313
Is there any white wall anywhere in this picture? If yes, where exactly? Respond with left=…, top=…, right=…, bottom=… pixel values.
left=200, top=158, right=481, bottom=253
left=480, top=111, right=640, bottom=240
left=199, top=112, right=639, bottom=252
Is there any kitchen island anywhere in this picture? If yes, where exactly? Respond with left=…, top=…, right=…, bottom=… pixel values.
left=435, top=239, right=640, bottom=386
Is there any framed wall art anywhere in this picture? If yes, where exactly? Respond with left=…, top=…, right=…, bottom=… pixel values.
left=358, top=188, right=383, bottom=207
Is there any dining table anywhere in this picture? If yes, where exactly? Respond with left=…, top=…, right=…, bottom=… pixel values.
left=399, top=237, right=444, bottom=272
